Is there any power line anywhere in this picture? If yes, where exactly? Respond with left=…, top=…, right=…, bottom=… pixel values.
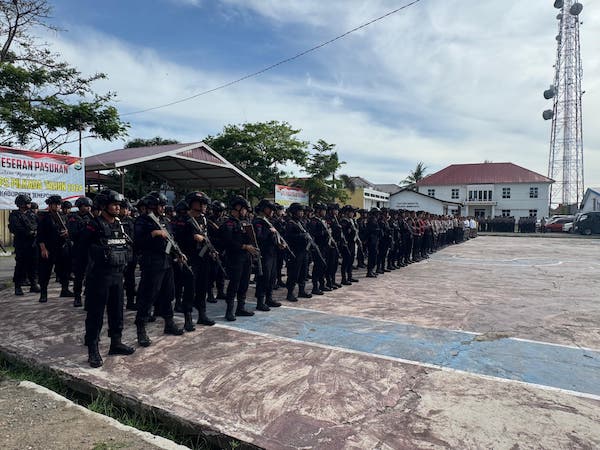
left=121, top=0, right=423, bottom=116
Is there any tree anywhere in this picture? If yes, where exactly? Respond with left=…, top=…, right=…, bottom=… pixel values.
left=0, top=0, right=128, bottom=153
left=205, top=121, right=309, bottom=200
left=401, top=161, right=428, bottom=191
left=125, top=137, right=179, bottom=148
left=296, top=140, right=348, bottom=204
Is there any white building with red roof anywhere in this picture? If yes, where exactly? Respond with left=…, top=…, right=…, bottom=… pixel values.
left=414, top=162, right=553, bottom=220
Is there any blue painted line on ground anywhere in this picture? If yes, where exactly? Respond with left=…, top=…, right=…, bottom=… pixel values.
left=205, top=302, right=600, bottom=396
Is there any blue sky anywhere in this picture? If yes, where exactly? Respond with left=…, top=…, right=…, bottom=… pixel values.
left=43, top=0, right=600, bottom=186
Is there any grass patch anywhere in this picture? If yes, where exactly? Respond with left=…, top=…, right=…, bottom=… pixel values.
left=0, top=356, right=237, bottom=449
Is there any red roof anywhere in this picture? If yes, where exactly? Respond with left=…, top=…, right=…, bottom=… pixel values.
left=416, top=163, right=553, bottom=186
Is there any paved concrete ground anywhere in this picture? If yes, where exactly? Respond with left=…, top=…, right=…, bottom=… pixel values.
left=0, top=236, right=599, bottom=449
left=0, top=378, right=187, bottom=450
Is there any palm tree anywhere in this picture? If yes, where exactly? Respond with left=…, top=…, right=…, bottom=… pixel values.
left=400, top=162, right=427, bottom=191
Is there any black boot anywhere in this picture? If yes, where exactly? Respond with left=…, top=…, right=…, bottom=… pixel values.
left=312, top=287, right=324, bottom=295
left=197, top=313, right=215, bottom=326
left=174, top=298, right=183, bottom=313
left=39, top=289, right=48, bottom=303
left=59, top=284, right=75, bottom=297
left=286, top=289, right=298, bottom=302
left=266, top=296, right=282, bottom=307
left=298, top=290, right=313, bottom=299
left=225, top=302, right=236, bottom=321
left=216, top=290, right=226, bottom=300
left=126, top=297, right=137, bottom=311
left=73, top=294, right=82, bottom=308
left=341, top=277, right=351, bottom=286
left=136, top=323, right=151, bottom=347
left=366, top=271, right=377, bottom=278
left=29, top=283, right=41, bottom=293
left=349, top=275, right=359, bottom=282
left=164, top=317, right=184, bottom=335
left=184, top=312, right=196, bottom=332
left=14, top=286, right=24, bottom=296
left=236, top=304, right=255, bottom=317
left=207, top=290, right=217, bottom=303
left=108, top=337, right=135, bottom=356
left=256, top=297, right=270, bottom=311
left=88, top=342, right=103, bottom=368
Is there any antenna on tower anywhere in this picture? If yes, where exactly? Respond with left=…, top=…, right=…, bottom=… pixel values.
left=543, top=1, right=585, bottom=211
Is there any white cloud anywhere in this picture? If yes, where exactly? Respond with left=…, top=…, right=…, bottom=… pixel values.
left=45, top=0, right=600, bottom=189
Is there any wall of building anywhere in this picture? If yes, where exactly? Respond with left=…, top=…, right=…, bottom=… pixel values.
left=340, top=187, right=389, bottom=209
left=389, top=190, right=446, bottom=215
left=581, top=190, right=600, bottom=213
left=418, top=183, right=550, bottom=219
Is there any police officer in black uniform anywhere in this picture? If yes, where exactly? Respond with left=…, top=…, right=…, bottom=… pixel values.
left=284, top=203, right=313, bottom=301
left=325, top=204, right=342, bottom=289
left=9, top=194, right=40, bottom=296
left=339, top=205, right=359, bottom=285
left=119, top=199, right=137, bottom=311
left=308, top=203, right=329, bottom=294
left=171, top=200, right=189, bottom=314
left=207, top=200, right=227, bottom=303
left=365, top=207, right=380, bottom=278
left=220, top=196, right=258, bottom=321
left=37, top=195, right=73, bottom=302
left=67, top=197, right=94, bottom=307
left=252, top=199, right=281, bottom=311
left=377, top=208, right=392, bottom=274
left=82, top=190, right=135, bottom=368
left=134, top=192, right=184, bottom=347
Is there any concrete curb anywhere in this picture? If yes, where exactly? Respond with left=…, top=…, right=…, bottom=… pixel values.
left=18, top=380, right=190, bottom=450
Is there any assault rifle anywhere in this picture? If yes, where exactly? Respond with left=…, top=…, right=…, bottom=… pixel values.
left=259, top=215, right=296, bottom=260
left=242, top=222, right=263, bottom=277
left=332, top=216, right=351, bottom=256
left=188, top=215, right=228, bottom=279
left=147, top=211, right=193, bottom=274
left=294, top=219, right=326, bottom=266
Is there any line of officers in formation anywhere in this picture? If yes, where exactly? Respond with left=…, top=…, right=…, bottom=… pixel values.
left=8, top=190, right=473, bottom=368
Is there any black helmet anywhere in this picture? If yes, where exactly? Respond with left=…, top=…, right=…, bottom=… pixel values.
left=30, top=202, right=39, bottom=210
left=45, top=195, right=62, bottom=205
left=229, top=195, right=250, bottom=210
left=147, top=191, right=168, bottom=207
left=165, top=205, right=174, bottom=215
left=75, top=197, right=93, bottom=208
left=136, top=198, right=146, bottom=208
left=121, top=199, right=132, bottom=210
left=15, top=194, right=32, bottom=207
left=255, top=199, right=276, bottom=213
left=211, top=200, right=226, bottom=212
left=61, top=200, right=72, bottom=209
left=185, top=191, right=211, bottom=208
left=96, top=189, right=124, bottom=208
left=287, top=203, right=304, bottom=214
left=274, top=203, right=284, bottom=211
left=175, top=200, right=189, bottom=212
left=327, top=203, right=339, bottom=211
left=340, top=205, right=354, bottom=213
left=369, top=207, right=380, bottom=213
left=313, top=203, right=326, bottom=211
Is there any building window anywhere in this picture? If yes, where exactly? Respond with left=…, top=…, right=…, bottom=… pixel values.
left=502, top=188, right=511, bottom=199
left=489, top=190, right=493, bottom=201
left=502, top=210, right=511, bottom=217
left=450, top=209, right=458, bottom=216
left=451, top=189, right=459, bottom=199
left=427, top=189, right=435, bottom=197
left=529, top=209, right=538, bottom=217
left=530, top=187, right=539, bottom=198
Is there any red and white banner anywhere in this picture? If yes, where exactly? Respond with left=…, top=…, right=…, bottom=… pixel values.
left=275, top=184, right=309, bottom=207
left=0, top=146, right=85, bottom=209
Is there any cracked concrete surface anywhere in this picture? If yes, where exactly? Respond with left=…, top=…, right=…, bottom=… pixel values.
left=0, top=236, right=599, bottom=449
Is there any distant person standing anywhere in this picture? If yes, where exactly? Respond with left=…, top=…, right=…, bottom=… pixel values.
left=9, top=195, right=40, bottom=296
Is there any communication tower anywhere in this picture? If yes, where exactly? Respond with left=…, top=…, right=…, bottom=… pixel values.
left=543, top=0, right=584, bottom=208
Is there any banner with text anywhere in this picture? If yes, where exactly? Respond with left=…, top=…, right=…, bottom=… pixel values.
left=274, top=184, right=309, bottom=207
left=0, top=146, right=85, bottom=209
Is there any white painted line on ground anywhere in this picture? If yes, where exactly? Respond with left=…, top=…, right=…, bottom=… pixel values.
left=18, top=381, right=190, bottom=450
left=216, top=324, right=600, bottom=403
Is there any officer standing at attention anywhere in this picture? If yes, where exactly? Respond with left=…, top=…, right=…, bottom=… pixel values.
left=284, top=203, right=313, bottom=301
left=119, top=199, right=138, bottom=311
left=252, top=199, right=281, bottom=311
left=67, top=197, right=94, bottom=308
left=220, top=196, right=258, bottom=321
left=339, top=205, right=359, bottom=285
left=365, top=207, right=380, bottom=278
left=37, top=195, right=73, bottom=302
left=82, top=190, right=135, bottom=368
left=9, top=194, right=40, bottom=296
left=134, top=192, right=184, bottom=347
left=308, top=203, right=329, bottom=294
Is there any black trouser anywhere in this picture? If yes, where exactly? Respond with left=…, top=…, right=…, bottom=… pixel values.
left=72, top=248, right=88, bottom=298
left=276, top=250, right=285, bottom=282
left=183, top=257, right=210, bottom=314
left=377, top=240, right=390, bottom=271
left=311, top=246, right=327, bottom=291
left=85, top=272, right=124, bottom=344
left=135, top=264, right=175, bottom=325
left=411, top=236, right=421, bottom=260
left=13, top=243, right=37, bottom=287
left=225, top=252, right=251, bottom=309
left=256, top=252, right=277, bottom=301
left=286, top=249, right=308, bottom=293
left=326, top=246, right=339, bottom=286
left=123, top=259, right=136, bottom=301
left=402, top=235, right=412, bottom=263
left=39, top=246, right=70, bottom=293
left=357, top=242, right=366, bottom=267
left=210, top=257, right=226, bottom=295
left=367, top=241, right=378, bottom=273
left=173, top=263, right=183, bottom=305
left=341, top=244, right=355, bottom=280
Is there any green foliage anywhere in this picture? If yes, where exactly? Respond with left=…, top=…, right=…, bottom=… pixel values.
left=125, top=137, right=179, bottom=148
left=401, top=161, right=428, bottom=191
left=205, top=120, right=309, bottom=200
left=0, top=0, right=128, bottom=152
left=296, top=139, right=348, bottom=204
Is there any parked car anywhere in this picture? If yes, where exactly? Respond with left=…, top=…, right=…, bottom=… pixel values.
left=574, top=211, right=600, bottom=235
left=544, top=217, right=574, bottom=232
left=563, top=222, right=574, bottom=233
